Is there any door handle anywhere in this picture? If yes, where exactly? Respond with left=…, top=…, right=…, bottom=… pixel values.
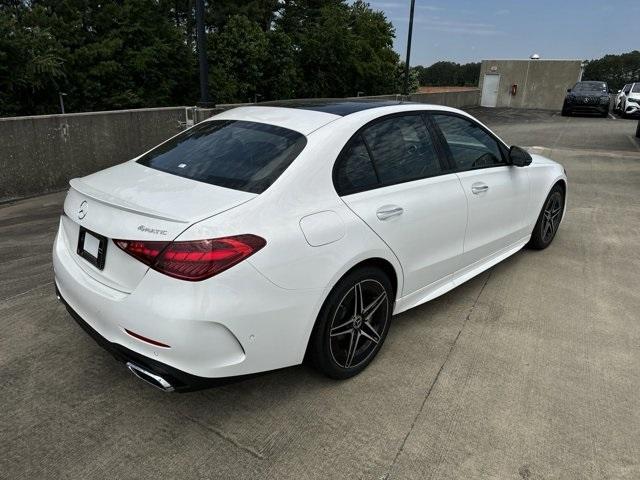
left=376, top=205, right=404, bottom=221
left=471, top=183, right=489, bottom=194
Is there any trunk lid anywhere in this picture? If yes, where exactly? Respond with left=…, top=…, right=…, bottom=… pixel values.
left=61, top=161, right=256, bottom=292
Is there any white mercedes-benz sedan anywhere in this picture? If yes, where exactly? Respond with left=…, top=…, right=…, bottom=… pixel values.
left=53, top=101, right=567, bottom=391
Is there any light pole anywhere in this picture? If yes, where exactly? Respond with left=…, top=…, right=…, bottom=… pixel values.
left=195, top=0, right=210, bottom=105
left=403, top=0, right=416, bottom=96
left=58, top=92, right=67, bottom=114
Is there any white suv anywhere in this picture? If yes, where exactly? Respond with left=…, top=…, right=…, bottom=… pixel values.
left=618, top=82, right=640, bottom=117
left=614, top=84, right=630, bottom=112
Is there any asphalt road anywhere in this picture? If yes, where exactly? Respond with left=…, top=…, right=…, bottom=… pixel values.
left=1, top=109, right=639, bottom=479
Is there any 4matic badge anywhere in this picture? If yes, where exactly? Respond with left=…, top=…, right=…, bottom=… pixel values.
left=138, top=225, right=168, bottom=235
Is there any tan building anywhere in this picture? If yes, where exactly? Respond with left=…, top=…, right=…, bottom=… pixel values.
left=479, top=59, right=583, bottom=110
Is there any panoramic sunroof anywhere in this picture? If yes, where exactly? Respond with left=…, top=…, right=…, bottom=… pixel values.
left=255, top=99, right=411, bottom=116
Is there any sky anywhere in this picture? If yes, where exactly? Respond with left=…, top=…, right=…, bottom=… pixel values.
left=366, top=0, right=640, bottom=66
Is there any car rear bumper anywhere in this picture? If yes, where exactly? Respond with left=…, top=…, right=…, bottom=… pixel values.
left=52, top=217, right=324, bottom=385
left=55, top=286, right=236, bottom=391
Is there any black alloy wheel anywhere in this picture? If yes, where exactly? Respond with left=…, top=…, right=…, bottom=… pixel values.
left=328, top=279, right=389, bottom=369
left=541, top=192, right=563, bottom=244
left=309, top=267, right=392, bottom=379
left=528, top=185, right=565, bottom=250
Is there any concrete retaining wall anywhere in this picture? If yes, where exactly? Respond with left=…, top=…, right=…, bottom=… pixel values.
left=0, top=107, right=190, bottom=202
left=407, top=89, right=481, bottom=108
left=0, top=89, right=481, bottom=202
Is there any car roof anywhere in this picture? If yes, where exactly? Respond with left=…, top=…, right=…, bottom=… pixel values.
left=210, top=101, right=469, bottom=135
left=210, top=100, right=417, bottom=135
left=253, top=99, right=411, bottom=116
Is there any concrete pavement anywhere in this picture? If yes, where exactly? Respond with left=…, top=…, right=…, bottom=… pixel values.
left=1, top=109, right=639, bottom=479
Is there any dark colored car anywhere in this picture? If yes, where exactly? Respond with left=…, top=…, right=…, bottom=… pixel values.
left=562, top=81, right=610, bottom=117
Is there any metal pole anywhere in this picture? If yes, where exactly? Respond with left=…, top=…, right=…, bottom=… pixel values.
left=403, top=0, right=416, bottom=96
left=195, top=0, right=209, bottom=105
left=58, top=93, right=66, bottom=114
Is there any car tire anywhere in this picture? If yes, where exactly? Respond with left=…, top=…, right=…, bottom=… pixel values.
left=308, top=266, right=393, bottom=379
left=527, top=184, right=565, bottom=250
left=561, top=106, right=570, bottom=116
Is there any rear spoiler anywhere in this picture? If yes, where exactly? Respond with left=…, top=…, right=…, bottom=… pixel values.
left=69, top=178, right=190, bottom=224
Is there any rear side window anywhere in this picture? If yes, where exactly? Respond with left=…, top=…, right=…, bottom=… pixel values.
left=137, top=120, right=306, bottom=194
left=361, top=114, right=442, bottom=185
left=432, top=114, right=504, bottom=171
left=334, top=135, right=379, bottom=195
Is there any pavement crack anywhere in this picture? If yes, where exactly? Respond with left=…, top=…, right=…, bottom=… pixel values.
left=179, top=413, right=265, bottom=460
left=0, top=281, right=54, bottom=304
left=382, top=271, right=492, bottom=480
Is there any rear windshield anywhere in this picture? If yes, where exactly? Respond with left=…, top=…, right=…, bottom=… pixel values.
left=137, top=120, right=306, bottom=193
left=572, top=82, right=607, bottom=93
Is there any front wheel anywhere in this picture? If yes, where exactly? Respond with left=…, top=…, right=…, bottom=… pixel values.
left=527, top=184, right=565, bottom=250
left=308, top=267, right=393, bottom=379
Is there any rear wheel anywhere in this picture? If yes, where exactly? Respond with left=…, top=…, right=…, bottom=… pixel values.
left=528, top=184, right=565, bottom=250
left=308, top=267, right=392, bottom=379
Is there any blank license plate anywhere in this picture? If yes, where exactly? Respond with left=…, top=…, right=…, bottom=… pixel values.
left=77, top=227, right=108, bottom=270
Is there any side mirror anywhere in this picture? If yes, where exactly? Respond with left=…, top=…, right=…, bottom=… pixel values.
left=566, top=88, right=571, bottom=92
left=509, top=146, right=532, bottom=167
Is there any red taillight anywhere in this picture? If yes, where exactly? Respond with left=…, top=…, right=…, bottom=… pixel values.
left=114, top=235, right=266, bottom=281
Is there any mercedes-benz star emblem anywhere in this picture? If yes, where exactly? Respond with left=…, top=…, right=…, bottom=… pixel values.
left=78, top=201, right=88, bottom=220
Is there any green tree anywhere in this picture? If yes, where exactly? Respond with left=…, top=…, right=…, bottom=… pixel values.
left=275, top=0, right=399, bottom=98
left=1, top=0, right=402, bottom=115
left=260, top=30, right=300, bottom=100
left=583, top=50, right=640, bottom=91
left=207, top=15, right=268, bottom=103
left=0, top=3, right=65, bottom=115
left=416, top=61, right=480, bottom=87
left=1, top=0, right=196, bottom=115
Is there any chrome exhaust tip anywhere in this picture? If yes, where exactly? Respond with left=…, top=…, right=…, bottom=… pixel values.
left=126, top=362, right=175, bottom=392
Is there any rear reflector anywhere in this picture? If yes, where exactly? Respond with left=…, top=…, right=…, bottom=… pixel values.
left=115, top=235, right=266, bottom=281
left=124, top=329, right=171, bottom=348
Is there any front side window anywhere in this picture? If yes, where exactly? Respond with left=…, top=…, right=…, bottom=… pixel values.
left=432, top=114, right=505, bottom=171
left=137, top=120, right=306, bottom=194
left=624, top=84, right=632, bottom=94
left=361, top=114, right=442, bottom=185
left=632, top=84, right=640, bottom=93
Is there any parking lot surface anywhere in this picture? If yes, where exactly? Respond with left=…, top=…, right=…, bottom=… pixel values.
left=1, top=109, right=639, bottom=479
